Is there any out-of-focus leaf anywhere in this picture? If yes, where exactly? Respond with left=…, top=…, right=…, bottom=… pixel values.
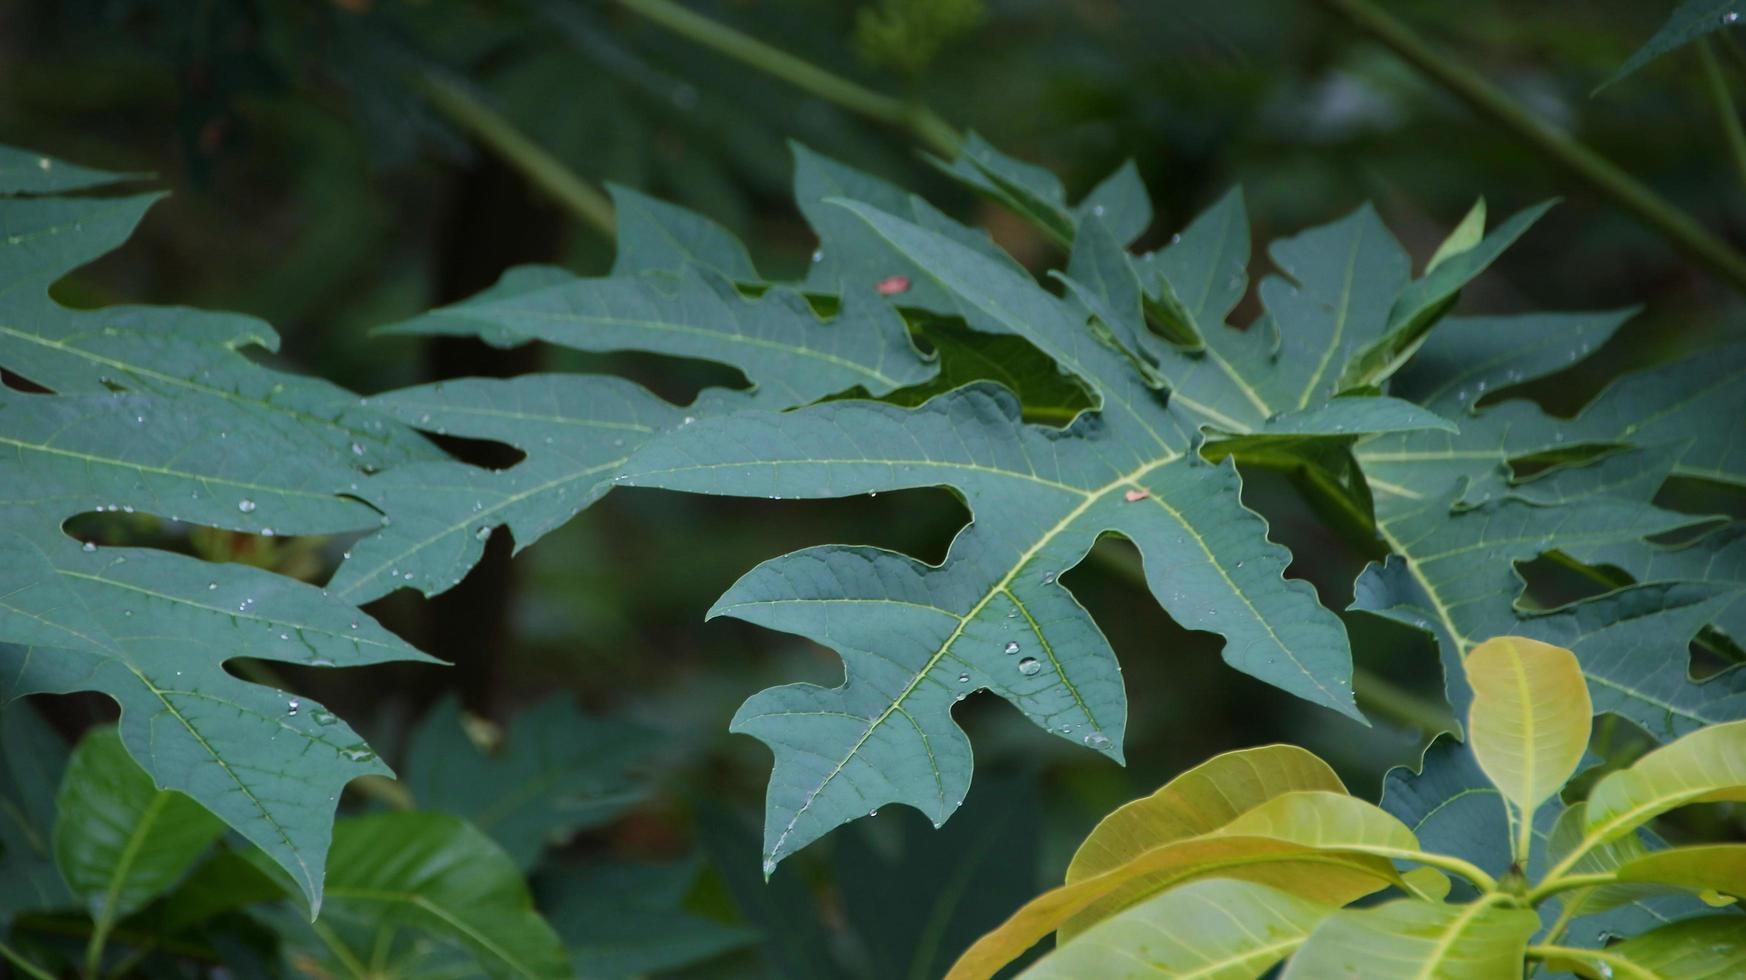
left=405, top=695, right=652, bottom=870
left=1571, top=916, right=1746, bottom=978
left=256, top=812, right=568, bottom=980
left=53, top=727, right=224, bottom=933
left=1584, top=720, right=1746, bottom=845
left=1598, top=0, right=1740, bottom=90
left=542, top=858, right=757, bottom=979
left=0, top=700, right=70, bottom=925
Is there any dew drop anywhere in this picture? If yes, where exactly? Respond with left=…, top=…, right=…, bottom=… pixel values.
left=82, top=541, right=97, bottom=552
left=207, top=582, right=217, bottom=590
left=1042, top=571, right=1056, bottom=584
left=762, top=858, right=777, bottom=876
left=351, top=442, right=365, bottom=456
left=261, top=528, right=275, bottom=537
left=811, top=249, right=824, bottom=264
left=237, top=498, right=256, bottom=513
left=1017, top=657, right=1042, bottom=676
left=1004, top=641, right=1020, bottom=655
left=313, top=710, right=339, bottom=726
left=474, top=525, right=491, bottom=541
left=287, top=699, right=300, bottom=716
left=1084, top=732, right=1111, bottom=749
left=1725, top=11, right=1740, bottom=25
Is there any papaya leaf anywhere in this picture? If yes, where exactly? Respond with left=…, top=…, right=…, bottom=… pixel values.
left=334, top=261, right=934, bottom=602
left=0, top=145, right=439, bottom=911
left=404, top=695, right=653, bottom=870
left=1281, top=898, right=1540, bottom=979
left=615, top=188, right=1495, bottom=870
left=53, top=727, right=225, bottom=944
left=1598, top=0, right=1741, bottom=91
left=1020, top=879, right=1334, bottom=980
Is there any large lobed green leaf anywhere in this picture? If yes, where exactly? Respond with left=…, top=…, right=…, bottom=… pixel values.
left=0, top=146, right=438, bottom=910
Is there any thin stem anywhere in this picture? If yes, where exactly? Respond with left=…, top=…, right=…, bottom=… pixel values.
left=0, top=941, right=55, bottom=980
left=613, top=0, right=961, bottom=157
left=1381, top=848, right=1501, bottom=893
left=1699, top=39, right=1746, bottom=192
left=1528, top=889, right=1591, bottom=978
left=1526, top=944, right=1657, bottom=980
left=1308, top=0, right=1746, bottom=295
left=416, top=72, right=617, bottom=236
left=1527, top=871, right=1617, bottom=904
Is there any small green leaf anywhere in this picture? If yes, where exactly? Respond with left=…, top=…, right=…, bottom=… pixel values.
left=52, top=727, right=224, bottom=932
left=1463, top=636, right=1592, bottom=859
left=1020, top=879, right=1334, bottom=979
left=1426, top=199, right=1487, bottom=274
left=1281, top=899, right=1540, bottom=979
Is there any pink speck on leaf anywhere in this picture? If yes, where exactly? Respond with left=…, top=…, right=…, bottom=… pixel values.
left=1124, top=489, right=1150, bottom=502
left=875, top=275, right=911, bottom=296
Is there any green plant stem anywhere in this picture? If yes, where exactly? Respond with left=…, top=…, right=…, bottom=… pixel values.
left=1385, top=849, right=1500, bottom=893
left=1526, top=871, right=1617, bottom=905
left=1308, top=0, right=1746, bottom=295
left=416, top=72, right=617, bottom=236
left=1699, top=39, right=1746, bottom=192
left=612, top=0, right=961, bottom=157
left=1526, top=944, right=1657, bottom=980
left=0, top=941, right=55, bottom=980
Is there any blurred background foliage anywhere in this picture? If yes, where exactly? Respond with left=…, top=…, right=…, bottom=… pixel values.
left=5, top=0, right=1745, bottom=975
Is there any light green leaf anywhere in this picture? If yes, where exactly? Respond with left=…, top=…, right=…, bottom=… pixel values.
left=1426, top=199, right=1487, bottom=273
left=1617, top=844, right=1746, bottom=898
left=1599, top=0, right=1741, bottom=91
left=1462, top=636, right=1592, bottom=858
left=1578, top=916, right=1746, bottom=978
left=404, top=695, right=652, bottom=870
left=1021, top=879, right=1334, bottom=979
left=1281, top=899, right=1540, bottom=979
left=52, top=727, right=224, bottom=933
left=1584, top=720, right=1746, bottom=846
left=257, top=812, right=569, bottom=980
left=1061, top=745, right=1347, bottom=939
left=1337, top=201, right=1554, bottom=392
left=946, top=834, right=1400, bottom=980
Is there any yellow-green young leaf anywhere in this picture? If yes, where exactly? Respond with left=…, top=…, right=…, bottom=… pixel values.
left=1571, top=916, right=1746, bottom=979
left=1402, top=867, right=1453, bottom=901
left=1546, top=801, right=1674, bottom=915
left=946, top=836, right=1401, bottom=979
left=1066, top=744, right=1346, bottom=882
left=1584, top=719, right=1746, bottom=845
left=1616, top=844, right=1746, bottom=899
left=1426, top=199, right=1486, bottom=273
left=1062, top=788, right=1405, bottom=943
left=1019, top=880, right=1334, bottom=980
left=1463, top=636, right=1592, bottom=844
left=1281, top=899, right=1540, bottom=979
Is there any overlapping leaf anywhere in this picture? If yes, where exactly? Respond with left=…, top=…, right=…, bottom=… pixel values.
left=328, top=188, right=935, bottom=602
left=0, top=147, right=439, bottom=910
left=404, top=695, right=653, bottom=870
left=0, top=701, right=70, bottom=925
